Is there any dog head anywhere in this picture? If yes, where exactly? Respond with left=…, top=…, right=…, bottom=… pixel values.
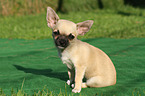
left=46, top=7, right=93, bottom=49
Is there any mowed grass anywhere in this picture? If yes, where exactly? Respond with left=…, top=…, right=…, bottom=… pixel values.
left=0, top=7, right=145, bottom=40
left=0, top=38, right=145, bottom=96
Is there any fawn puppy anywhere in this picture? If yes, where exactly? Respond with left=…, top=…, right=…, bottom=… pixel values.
left=46, top=7, right=116, bottom=93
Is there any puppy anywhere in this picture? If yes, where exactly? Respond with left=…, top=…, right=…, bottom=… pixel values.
left=46, top=7, right=116, bottom=93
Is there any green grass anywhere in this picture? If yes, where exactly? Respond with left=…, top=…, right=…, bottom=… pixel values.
left=1, top=87, right=144, bottom=96
left=0, top=38, right=145, bottom=96
left=0, top=7, right=145, bottom=40
left=0, top=83, right=71, bottom=96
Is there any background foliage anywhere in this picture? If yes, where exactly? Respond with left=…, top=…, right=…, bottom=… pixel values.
left=0, top=0, right=145, bottom=16
left=0, top=0, right=58, bottom=16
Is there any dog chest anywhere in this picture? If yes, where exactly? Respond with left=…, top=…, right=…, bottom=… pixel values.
left=61, top=51, right=74, bottom=69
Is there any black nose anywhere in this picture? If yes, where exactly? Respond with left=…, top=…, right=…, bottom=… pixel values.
left=55, top=36, right=69, bottom=48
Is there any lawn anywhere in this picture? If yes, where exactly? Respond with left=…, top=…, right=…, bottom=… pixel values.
left=0, top=38, right=145, bottom=95
left=0, top=7, right=145, bottom=40
left=0, top=7, right=145, bottom=95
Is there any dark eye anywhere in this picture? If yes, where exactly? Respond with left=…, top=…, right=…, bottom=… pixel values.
left=53, top=30, right=60, bottom=35
left=68, top=33, right=75, bottom=40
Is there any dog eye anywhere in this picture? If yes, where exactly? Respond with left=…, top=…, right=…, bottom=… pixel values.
left=68, top=33, right=75, bottom=40
left=53, top=30, right=60, bottom=35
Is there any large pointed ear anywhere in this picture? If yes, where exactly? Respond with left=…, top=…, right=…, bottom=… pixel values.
left=76, top=20, right=93, bottom=35
left=46, top=7, right=59, bottom=29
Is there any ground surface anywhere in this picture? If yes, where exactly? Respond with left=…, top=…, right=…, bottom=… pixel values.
left=0, top=38, right=145, bottom=95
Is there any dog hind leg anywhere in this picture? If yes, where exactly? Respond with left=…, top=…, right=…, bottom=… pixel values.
left=86, top=76, right=108, bottom=87
left=81, top=82, right=87, bottom=88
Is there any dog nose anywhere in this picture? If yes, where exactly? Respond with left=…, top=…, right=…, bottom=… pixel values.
left=55, top=36, right=69, bottom=48
left=59, top=38, right=69, bottom=47
left=60, top=39, right=66, bottom=44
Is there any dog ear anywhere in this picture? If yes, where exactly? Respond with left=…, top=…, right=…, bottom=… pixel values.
left=46, top=7, right=59, bottom=29
left=76, top=20, right=93, bottom=35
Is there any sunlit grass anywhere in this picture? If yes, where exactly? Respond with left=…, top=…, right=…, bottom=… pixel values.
left=0, top=8, right=145, bottom=40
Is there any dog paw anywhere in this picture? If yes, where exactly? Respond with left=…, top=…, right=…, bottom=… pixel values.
left=72, top=88, right=81, bottom=93
left=71, top=84, right=74, bottom=88
left=66, top=80, right=70, bottom=85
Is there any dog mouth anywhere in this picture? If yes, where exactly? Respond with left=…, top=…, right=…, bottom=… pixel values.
left=57, top=46, right=65, bottom=49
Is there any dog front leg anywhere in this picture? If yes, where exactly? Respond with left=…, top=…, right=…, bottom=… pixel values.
left=67, top=68, right=75, bottom=87
left=72, top=66, right=86, bottom=93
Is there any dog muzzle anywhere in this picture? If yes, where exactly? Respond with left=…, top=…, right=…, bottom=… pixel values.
left=55, top=35, right=69, bottom=49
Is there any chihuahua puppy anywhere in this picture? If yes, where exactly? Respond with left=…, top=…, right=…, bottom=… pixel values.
left=46, top=7, right=116, bottom=93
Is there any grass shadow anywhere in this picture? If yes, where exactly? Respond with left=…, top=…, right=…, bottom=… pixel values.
left=117, top=11, right=143, bottom=16
left=13, top=65, right=68, bottom=81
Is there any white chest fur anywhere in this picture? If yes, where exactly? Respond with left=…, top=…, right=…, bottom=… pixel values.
left=61, top=50, right=74, bottom=69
